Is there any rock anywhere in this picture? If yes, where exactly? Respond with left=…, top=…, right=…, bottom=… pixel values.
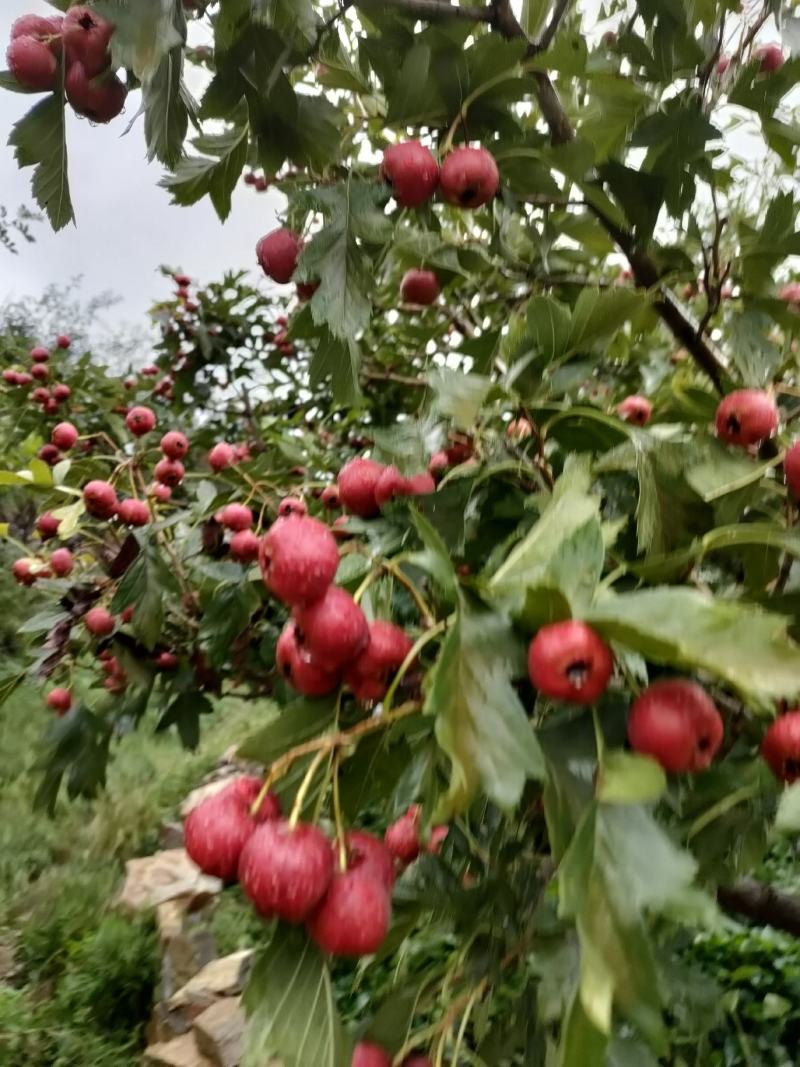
left=168, top=950, right=253, bottom=1012
left=193, top=997, right=245, bottom=1067
left=144, top=1032, right=215, bottom=1067
left=117, top=849, right=222, bottom=913
left=157, top=898, right=191, bottom=942
left=160, top=920, right=218, bottom=1004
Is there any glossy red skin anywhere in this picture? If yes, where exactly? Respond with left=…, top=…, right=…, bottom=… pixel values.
left=229, top=529, right=261, bottom=563
left=11, top=15, right=63, bottom=54
left=84, top=607, right=115, bottom=636
left=755, top=43, right=784, bottom=73
left=155, top=651, right=178, bottom=670
left=30, top=346, right=49, bottom=362
left=345, top=830, right=396, bottom=890
left=344, top=620, right=413, bottom=702
left=161, top=431, right=189, bottom=459
left=31, top=363, right=48, bottom=381
left=126, top=406, right=156, bottom=436
left=185, top=793, right=256, bottom=882
left=12, top=560, right=36, bottom=586
left=276, top=621, right=341, bottom=696
left=440, top=147, right=500, bottom=209
left=785, top=441, right=800, bottom=498
left=628, top=679, right=723, bottom=773
left=617, top=395, right=652, bottom=426
left=63, top=5, right=115, bottom=77
left=761, top=710, right=800, bottom=782
left=38, top=444, right=61, bottom=466
left=380, top=141, right=439, bottom=208
left=44, top=398, right=59, bottom=416
left=527, top=620, right=613, bottom=705
left=320, top=485, right=340, bottom=509
left=260, top=516, right=339, bottom=606
left=293, top=586, right=369, bottom=671
left=154, top=458, right=185, bottom=487
left=2, top=370, right=19, bottom=384
left=56, top=335, right=71, bottom=349
left=256, top=228, right=303, bottom=284
left=32, top=388, right=50, bottom=405
left=150, top=483, right=171, bottom=503
left=66, top=64, right=127, bottom=124
left=218, top=503, right=253, bottom=531
left=83, top=480, right=118, bottom=519
left=52, top=384, right=71, bottom=402
left=306, top=868, right=391, bottom=957
left=7, top=36, right=57, bottom=91
left=715, top=389, right=778, bottom=447
left=401, top=269, right=440, bottom=306
left=353, top=1041, right=392, bottom=1067
left=277, top=496, right=307, bottom=518
left=221, top=776, right=281, bottom=823
left=239, top=820, right=334, bottom=921
left=50, top=548, right=74, bottom=577
left=117, top=499, right=149, bottom=526
left=337, top=458, right=384, bottom=518
left=46, top=687, right=72, bottom=714
left=385, top=806, right=422, bottom=864
left=209, top=442, right=235, bottom=471
left=36, top=512, right=61, bottom=540
left=374, top=466, right=406, bottom=507
left=16, top=372, right=32, bottom=386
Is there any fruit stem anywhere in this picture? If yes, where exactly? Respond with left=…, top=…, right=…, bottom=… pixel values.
left=287, top=748, right=329, bottom=829
left=382, top=558, right=435, bottom=628
left=331, top=752, right=348, bottom=872
left=382, top=619, right=449, bottom=715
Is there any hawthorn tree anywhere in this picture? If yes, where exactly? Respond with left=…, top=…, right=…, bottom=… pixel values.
left=5, top=0, right=800, bottom=1063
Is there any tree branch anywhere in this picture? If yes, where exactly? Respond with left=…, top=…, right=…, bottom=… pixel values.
left=530, top=0, right=572, bottom=53
left=358, top=0, right=492, bottom=22
left=718, top=878, right=800, bottom=938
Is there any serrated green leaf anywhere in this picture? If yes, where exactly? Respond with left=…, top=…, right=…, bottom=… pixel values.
left=686, top=440, right=780, bottom=502
left=238, top=696, right=337, bottom=765
left=157, top=691, right=214, bottom=750
left=93, top=0, right=183, bottom=80
left=161, top=119, right=247, bottom=221
left=143, top=46, right=190, bottom=167
left=598, top=751, right=666, bottom=805
left=427, top=367, right=491, bottom=428
left=9, top=93, right=74, bottom=231
left=199, top=579, right=260, bottom=666
left=309, top=329, right=361, bottom=406
left=111, top=540, right=175, bottom=650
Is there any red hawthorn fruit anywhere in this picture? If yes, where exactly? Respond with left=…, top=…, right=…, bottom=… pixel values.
left=296, top=281, right=319, bottom=301
left=277, top=496, right=307, bottom=519
left=229, top=529, right=261, bottom=563
left=33, top=388, right=50, bottom=403
left=142, top=364, right=159, bottom=377
left=403, top=1057, right=433, bottom=1067
left=184, top=795, right=255, bottom=882
left=617, top=395, right=652, bottom=426
left=56, top=334, right=71, bottom=349
left=83, top=480, right=118, bottom=519
left=51, top=422, right=78, bottom=451
left=66, top=63, right=127, bottom=124
left=2, top=370, right=19, bottom=385
left=428, top=451, right=450, bottom=478
left=52, top=384, right=71, bottom=402
left=344, top=830, right=396, bottom=890
left=84, top=607, right=115, bottom=637
left=44, top=398, right=59, bottom=416
left=6, top=36, right=58, bottom=92
left=117, top=498, right=150, bottom=527
left=46, top=687, right=72, bottom=715
left=12, top=559, right=36, bottom=586
left=385, top=805, right=422, bottom=864
left=36, top=512, right=61, bottom=540
left=762, top=710, right=800, bottom=782
left=344, top=620, right=413, bottom=702
left=160, top=430, right=189, bottom=459
left=374, top=466, right=406, bottom=508
left=445, top=439, right=473, bottom=465
left=779, top=282, right=800, bottom=304
left=16, top=372, right=32, bottom=386
left=153, top=458, right=185, bottom=487
left=715, top=389, right=778, bottom=447
left=256, top=228, right=303, bottom=284
left=31, top=363, right=48, bottom=381
left=785, top=441, right=800, bottom=498
left=440, top=146, right=500, bottom=209
left=155, top=651, right=178, bottom=670
left=353, top=1042, right=392, bottom=1067
left=217, top=503, right=253, bottom=531
left=293, top=586, right=369, bottom=671
left=104, top=673, right=128, bottom=695
left=63, top=5, right=115, bottom=77
left=276, top=621, right=341, bottom=697
left=209, top=442, right=235, bottom=472
left=627, top=679, right=724, bottom=773
left=400, top=269, right=440, bottom=306
left=121, top=606, right=135, bottom=624
left=380, top=141, right=440, bottom=208
left=239, top=820, right=334, bottom=921
left=174, top=273, right=191, bottom=287
left=527, top=620, right=613, bottom=705
left=37, top=444, right=61, bottom=466
left=306, top=867, right=391, bottom=957
left=11, top=15, right=64, bottom=52
left=50, top=548, right=74, bottom=577
left=260, top=515, right=339, bottom=606
left=126, top=405, right=156, bottom=436
left=337, top=457, right=384, bottom=518
left=320, top=485, right=340, bottom=509
left=754, top=42, right=784, bottom=73
left=150, top=482, right=172, bottom=503
left=254, top=176, right=269, bottom=192
left=427, top=825, right=449, bottom=855
left=30, top=346, right=49, bottom=362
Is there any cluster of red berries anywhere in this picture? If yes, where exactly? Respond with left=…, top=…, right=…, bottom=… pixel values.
left=12, top=509, right=75, bottom=587
left=207, top=440, right=252, bottom=472
left=716, top=43, right=784, bottom=76
left=335, top=456, right=435, bottom=518
left=3, top=338, right=73, bottom=439
left=7, top=8, right=126, bottom=124
left=381, top=141, right=500, bottom=211
left=243, top=170, right=270, bottom=192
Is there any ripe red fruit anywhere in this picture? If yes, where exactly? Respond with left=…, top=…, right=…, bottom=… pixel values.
left=229, top=529, right=261, bottom=563
left=256, top=228, right=303, bottom=284
left=385, top=805, right=422, bottom=864
left=12, top=559, right=36, bottom=586
left=126, top=405, right=156, bottom=436
left=174, top=272, right=191, bottom=287
left=715, top=389, right=778, bottom=447
left=63, top=5, right=115, bottom=77
left=83, top=480, right=118, bottom=519
left=209, top=442, right=235, bottom=472
left=50, top=548, right=74, bottom=577
left=184, top=795, right=255, bottom=883
left=337, top=457, right=384, bottom=518
left=353, top=1042, right=392, bottom=1067
left=142, top=364, right=159, bottom=377
left=117, top=498, right=150, bottom=527
left=52, top=384, right=71, bottom=402
left=16, top=372, right=32, bottom=386
left=84, top=606, right=115, bottom=636
left=380, top=141, right=440, bottom=208
left=36, top=512, right=61, bottom=540
left=239, top=820, right=334, bottom=921
left=11, top=14, right=63, bottom=51
left=43, top=398, right=59, bottom=415
left=761, top=710, right=800, bottom=782
left=785, top=441, right=800, bottom=498
left=149, top=482, right=172, bottom=503
left=6, top=36, right=57, bottom=91
left=400, top=269, right=440, bottom=306
left=320, top=485, right=340, bottom=509
left=155, top=651, right=178, bottom=670
left=46, top=687, right=72, bottom=715
left=715, top=54, right=731, bottom=75
left=260, top=515, right=339, bottom=605
left=306, top=868, right=391, bottom=957
left=66, top=63, right=127, bottom=123
left=293, top=586, right=369, bottom=671
left=344, top=620, right=413, bottom=702
left=277, top=496, right=307, bottom=519
left=402, top=1057, right=433, bottom=1067
left=754, top=43, right=784, bottom=73
left=154, top=458, right=184, bottom=487
left=617, top=395, right=652, bottom=426
left=527, top=620, right=613, bottom=705
left=428, top=451, right=450, bottom=478
left=2, top=370, right=19, bottom=385
left=37, top=444, right=61, bottom=466
left=160, top=430, right=189, bottom=459
left=51, top=422, right=78, bottom=451
left=296, top=280, right=319, bottom=302
left=627, top=679, right=723, bottom=773
left=440, top=146, right=500, bottom=209
left=779, top=282, right=800, bottom=304
left=343, top=831, right=396, bottom=890
left=218, top=503, right=253, bottom=531
left=31, top=363, right=48, bottom=381
left=31, top=346, right=50, bottom=362
left=56, top=335, right=71, bottom=349
left=276, top=621, right=341, bottom=696
left=121, top=606, right=135, bottom=624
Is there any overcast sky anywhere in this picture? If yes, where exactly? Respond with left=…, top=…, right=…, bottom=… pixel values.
left=1, top=0, right=279, bottom=347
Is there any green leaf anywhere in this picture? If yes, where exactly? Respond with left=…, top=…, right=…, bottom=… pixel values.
left=685, top=439, right=780, bottom=502
left=243, top=926, right=352, bottom=1067
left=386, top=42, right=441, bottom=124
left=598, top=751, right=667, bottom=805
left=525, top=287, right=646, bottom=364
left=775, top=781, right=800, bottom=833
left=199, top=579, right=260, bottom=667
left=726, top=308, right=782, bottom=386
left=526, top=295, right=572, bottom=363
left=425, top=598, right=545, bottom=819
left=588, top=588, right=800, bottom=702
left=93, top=0, right=183, bottom=80
left=238, top=697, right=337, bottom=765
left=252, top=0, right=318, bottom=44
left=111, top=541, right=174, bottom=650
left=143, top=46, right=190, bottom=167
left=521, top=0, right=549, bottom=38
left=8, top=94, right=74, bottom=231
left=309, top=329, right=361, bottom=406
left=408, top=506, right=457, bottom=598
left=157, top=691, right=214, bottom=750
left=427, top=367, right=491, bottom=428
left=161, top=117, right=248, bottom=221
left=559, top=990, right=609, bottom=1067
